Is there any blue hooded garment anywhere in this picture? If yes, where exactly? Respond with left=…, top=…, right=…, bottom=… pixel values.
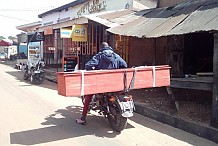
left=85, top=46, right=127, bottom=70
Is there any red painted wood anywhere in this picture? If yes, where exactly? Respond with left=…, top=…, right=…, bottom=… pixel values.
left=57, top=65, right=171, bottom=97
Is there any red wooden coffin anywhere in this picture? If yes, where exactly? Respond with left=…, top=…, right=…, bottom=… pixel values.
left=57, top=65, right=171, bottom=97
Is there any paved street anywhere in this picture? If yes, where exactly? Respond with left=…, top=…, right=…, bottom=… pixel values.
left=0, top=61, right=217, bottom=146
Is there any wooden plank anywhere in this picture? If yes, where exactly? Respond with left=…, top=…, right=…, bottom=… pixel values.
left=171, top=77, right=213, bottom=83
left=196, top=72, right=213, bottom=76
left=211, top=33, right=218, bottom=128
left=168, top=35, right=184, bottom=77
left=57, top=65, right=171, bottom=97
left=170, top=80, right=213, bottom=91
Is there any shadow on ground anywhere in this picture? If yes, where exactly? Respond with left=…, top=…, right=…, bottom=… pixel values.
left=1, top=60, right=57, bottom=91
left=5, top=70, right=57, bottom=91
left=10, top=105, right=134, bottom=145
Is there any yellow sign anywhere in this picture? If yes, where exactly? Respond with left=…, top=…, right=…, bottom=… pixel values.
left=72, top=24, right=88, bottom=42
left=60, top=28, right=73, bottom=38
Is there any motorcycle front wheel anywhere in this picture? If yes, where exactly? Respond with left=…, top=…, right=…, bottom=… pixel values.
left=23, top=72, right=29, bottom=80
left=32, top=73, right=45, bottom=84
left=107, top=101, right=127, bottom=132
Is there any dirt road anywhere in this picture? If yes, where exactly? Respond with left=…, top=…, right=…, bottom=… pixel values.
left=0, top=61, right=217, bottom=146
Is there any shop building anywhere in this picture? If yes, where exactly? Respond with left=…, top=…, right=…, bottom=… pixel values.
left=16, top=21, right=43, bottom=62
left=36, top=0, right=157, bottom=70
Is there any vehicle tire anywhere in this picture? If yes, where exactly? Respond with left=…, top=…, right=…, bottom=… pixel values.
left=23, top=72, right=29, bottom=80
left=107, top=101, right=127, bottom=132
left=32, top=73, right=45, bottom=84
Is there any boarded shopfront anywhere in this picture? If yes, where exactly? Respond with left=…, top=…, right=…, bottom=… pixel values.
left=106, top=0, right=218, bottom=129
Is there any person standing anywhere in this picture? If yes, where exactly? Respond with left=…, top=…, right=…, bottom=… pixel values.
left=76, top=42, right=127, bottom=124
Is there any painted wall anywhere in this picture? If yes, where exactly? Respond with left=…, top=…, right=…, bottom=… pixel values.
left=0, top=46, right=6, bottom=53
left=158, top=0, right=191, bottom=7
left=134, top=0, right=158, bottom=8
left=41, top=0, right=133, bottom=26
left=0, top=46, right=17, bottom=58
left=8, top=46, right=17, bottom=56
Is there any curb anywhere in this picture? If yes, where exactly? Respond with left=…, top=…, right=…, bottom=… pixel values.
left=134, top=103, right=218, bottom=144
left=45, top=76, right=57, bottom=83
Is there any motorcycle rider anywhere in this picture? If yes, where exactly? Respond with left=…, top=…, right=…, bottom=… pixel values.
left=76, top=42, right=127, bottom=125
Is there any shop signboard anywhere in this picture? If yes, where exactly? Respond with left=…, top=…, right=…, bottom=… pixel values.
left=44, top=28, right=53, bottom=35
left=60, top=28, right=73, bottom=38
left=62, top=56, right=78, bottom=72
left=17, top=33, right=28, bottom=43
left=28, top=32, right=44, bottom=42
left=72, top=24, right=88, bottom=42
left=28, top=42, right=41, bottom=63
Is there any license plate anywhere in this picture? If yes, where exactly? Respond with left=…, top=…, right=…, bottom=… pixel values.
left=34, top=70, right=40, bottom=73
left=123, top=102, right=131, bottom=109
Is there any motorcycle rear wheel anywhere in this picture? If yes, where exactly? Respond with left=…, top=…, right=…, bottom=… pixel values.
left=107, top=101, right=127, bottom=132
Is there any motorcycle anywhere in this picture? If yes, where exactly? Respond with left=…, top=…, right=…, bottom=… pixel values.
left=82, top=92, right=135, bottom=132
left=23, top=60, right=45, bottom=84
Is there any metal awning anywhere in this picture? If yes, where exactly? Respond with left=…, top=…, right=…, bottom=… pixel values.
left=37, top=17, right=88, bottom=32
left=106, top=0, right=218, bottom=38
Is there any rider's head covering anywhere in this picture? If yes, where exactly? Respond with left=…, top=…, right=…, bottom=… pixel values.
left=100, top=42, right=113, bottom=51
left=100, top=42, right=109, bottom=48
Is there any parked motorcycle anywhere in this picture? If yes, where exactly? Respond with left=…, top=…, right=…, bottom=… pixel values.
left=23, top=60, right=45, bottom=84
left=82, top=92, right=135, bottom=132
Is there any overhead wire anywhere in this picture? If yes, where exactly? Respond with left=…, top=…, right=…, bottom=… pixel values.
left=0, top=7, right=54, bottom=12
left=0, top=7, right=53, bottom=21
left=0, top=14, right=29, bottom=21
left=0, top=6, right=54, bottom=11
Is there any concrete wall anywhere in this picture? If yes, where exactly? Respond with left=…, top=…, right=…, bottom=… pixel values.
left=134, top=0, right=158, bottom=8
left=0, top=46, right=5, bottom=53
left=41, top=0, right=133, bottom=26
left=0, top=46, right=17, bottom=58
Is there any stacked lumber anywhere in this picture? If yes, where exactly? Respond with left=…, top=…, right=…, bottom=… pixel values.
left=57, top=65, right=171, bottom=97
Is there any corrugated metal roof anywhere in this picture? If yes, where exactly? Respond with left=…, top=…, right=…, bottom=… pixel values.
left=84, top=11, right=119, bottom=28
left=167, top=0, right=218, bottom=35
left=83, top=9, right=138, bottom=28
left=106, top=0, right=218, bottom=38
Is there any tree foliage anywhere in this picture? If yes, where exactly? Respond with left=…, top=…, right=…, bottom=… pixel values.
left=8, top=36, right=16, bottom=40
left=0, top=36, right=6, bottom=40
